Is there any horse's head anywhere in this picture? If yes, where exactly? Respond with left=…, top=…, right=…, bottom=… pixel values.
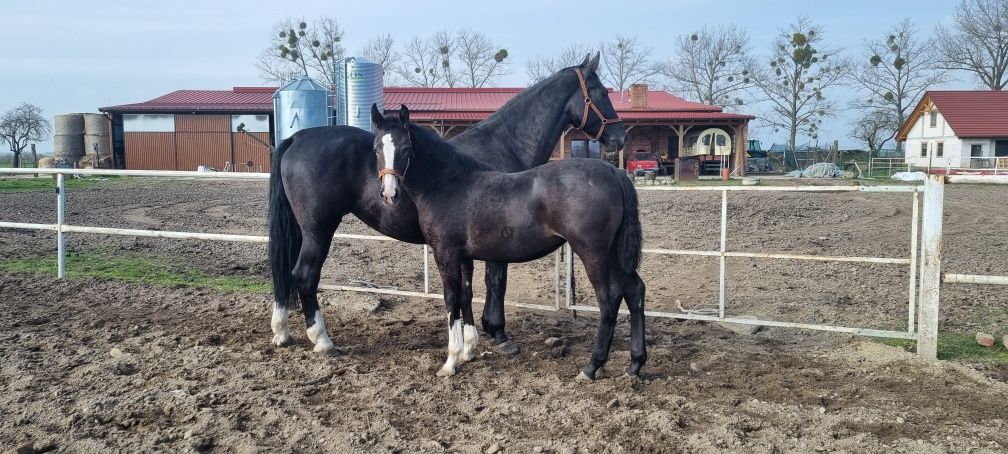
left=566, top=53, right=626, bottom=153
left=371, top=103, right=412, bottom=206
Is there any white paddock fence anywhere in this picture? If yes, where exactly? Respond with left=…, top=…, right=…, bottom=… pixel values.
left=1, top=168, right=1005, bottom=360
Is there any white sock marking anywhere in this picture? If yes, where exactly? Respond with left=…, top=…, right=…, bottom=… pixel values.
left=461, top=324, right=479, bottom=362
left=271, top=302, right=291, bottom=346
left=306, top=310, right=335, bottom=353
left=439, top=318, right=464, bottom=376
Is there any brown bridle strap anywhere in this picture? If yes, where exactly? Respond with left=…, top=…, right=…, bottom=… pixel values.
left=377, top=167, right=403, bottom=181
left=574, top=67, right=620, bottom=142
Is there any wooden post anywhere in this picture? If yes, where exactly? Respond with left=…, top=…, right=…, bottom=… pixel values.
left=917, top=174, right=945, bottom=360
left=32, top=143, right=38, bottom=177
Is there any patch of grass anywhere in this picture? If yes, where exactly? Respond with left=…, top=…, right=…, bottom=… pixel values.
left=0, top=176, right=122, bottom=192
left=877, top=332, right=1008, bottom=364
left=1, top=252, right=269, bottom=293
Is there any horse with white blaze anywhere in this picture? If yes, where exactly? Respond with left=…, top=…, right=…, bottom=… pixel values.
left=372, top=104, right=647, bottom=380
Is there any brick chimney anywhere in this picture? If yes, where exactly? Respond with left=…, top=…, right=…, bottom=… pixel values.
left=629, top=83, right=648, bottom=109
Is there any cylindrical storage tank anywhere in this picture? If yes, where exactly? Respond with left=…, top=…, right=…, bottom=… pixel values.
left=82, top=113, right=112, bottom=167
left=53, top=113, right=85, bottom=162
left=273, top=76, right=330, bottom=144
left=343, top=57, right=384, bottom=132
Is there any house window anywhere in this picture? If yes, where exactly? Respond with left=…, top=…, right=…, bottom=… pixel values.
left=936, top=142, right=944, bottom=157
left=971, top=144, right=983, bottom=157
left=920, top=142, right=927, bottom=157
left=570, top=140, right=601, bottom=159
left=929, top=111, right=937, bottom=127
left=231, top=114, right=270, bottom=133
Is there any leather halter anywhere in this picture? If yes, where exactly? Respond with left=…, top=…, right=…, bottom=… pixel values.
left=377, top=167, right=403, bottom=181
left=574, top=67, right=620, bottom=142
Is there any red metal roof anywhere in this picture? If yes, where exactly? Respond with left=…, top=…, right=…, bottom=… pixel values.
left=898, top=90, right=1008, bottom=140
left=102, top=88, right=275, bottom=113
left=101, top=86, right=754, bottom=122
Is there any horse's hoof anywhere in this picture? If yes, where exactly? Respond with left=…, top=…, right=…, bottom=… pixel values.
left=271, top=334, right=292, bottom=347
left=460, top=351, right=477, bottom=363
left=313, top=339, right=336, bottom=354
left=575, top=371, right=595, bottom=382
left=436, top=366, right=456, bottom=377
left=495, top=340, right=520, bottom=356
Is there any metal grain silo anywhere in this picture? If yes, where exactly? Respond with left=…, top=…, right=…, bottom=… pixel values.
left=333, top=57, right=384, bottom=131
left=273, top=76, right=330, bottom=144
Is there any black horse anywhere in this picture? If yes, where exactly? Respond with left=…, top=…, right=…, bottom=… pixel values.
left=268, top=54, right=626, bottom=354
left=372, top=104, right=646, bottom=380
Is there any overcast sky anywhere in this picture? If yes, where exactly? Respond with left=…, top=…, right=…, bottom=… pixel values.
left=1, top=0, right=965, bottom=151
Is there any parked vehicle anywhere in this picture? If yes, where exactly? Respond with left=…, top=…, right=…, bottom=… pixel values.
left=746, top=139, right=773, bottom=173
left=626, top=150, right=659, bottom=175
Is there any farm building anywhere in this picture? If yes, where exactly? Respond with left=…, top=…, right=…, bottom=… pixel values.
left=100, top=84, right=754, bottom=175
left=897, top=90, right=1008, bottom=172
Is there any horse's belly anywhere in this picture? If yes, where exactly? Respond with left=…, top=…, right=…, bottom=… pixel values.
left=467, top=234, right=564, bottom=263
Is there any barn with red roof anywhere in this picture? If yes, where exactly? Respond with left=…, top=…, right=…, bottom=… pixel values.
left=101, top=83, right=753, bottom=175
left=897, top=90, right=1008, bottom=172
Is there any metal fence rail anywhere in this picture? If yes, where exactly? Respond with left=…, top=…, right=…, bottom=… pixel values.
left=566, top=185, right=923, bottom=343
left=3, top=168, right=1007, bottom=359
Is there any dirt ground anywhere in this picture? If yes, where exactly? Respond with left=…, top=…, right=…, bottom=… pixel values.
left=1, top=178, right=1007, bottom=453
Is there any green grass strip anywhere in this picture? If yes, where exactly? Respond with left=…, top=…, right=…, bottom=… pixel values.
left=2, top=252, right=269, bottom=294
left=877, top=332, right=1008, bottom=364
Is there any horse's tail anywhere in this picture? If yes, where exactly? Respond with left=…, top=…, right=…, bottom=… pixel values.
left=268, top=137, right=302, bottom=309
left=613, top=167, right=642, bottom=274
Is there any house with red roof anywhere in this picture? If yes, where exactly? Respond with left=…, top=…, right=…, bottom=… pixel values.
left=897, top=91, right=1008, bottom=171
left=101, top=84, right=754, bottom=175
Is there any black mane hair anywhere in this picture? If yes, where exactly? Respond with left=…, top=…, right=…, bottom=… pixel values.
left=402, top=122, right=490, bottom=188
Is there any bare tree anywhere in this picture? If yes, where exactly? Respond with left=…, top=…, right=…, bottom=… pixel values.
left=397, top=30, right=510, bottom=88
left=753, top=17, right=852, bottom=151
left=397, top=35, right=444, bottom=87
left=935, top=0, right=1008, bottom=90
left=360, top=33, right=400, bottom=85
left=0, top=103, right=52, bottom=168
left=599, top=35, right=662, bottom=92
left=663, top=25, right=755, bottom=108
left=257, top=17, right=345, bottom=86
left=526, top=43, right=594, bottom=84
left=853, top=19, right=948, bottom=149
left=455, top=29, right=510, bottom=87
left=850, top=109, right=901, bottom=153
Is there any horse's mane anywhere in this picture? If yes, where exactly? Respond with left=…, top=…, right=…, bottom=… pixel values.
left=406, top=123, right=490, bottom=185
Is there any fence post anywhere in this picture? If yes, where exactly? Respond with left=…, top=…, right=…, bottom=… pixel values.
left=56, top=172, right=66, bottom=278
left=565, top=243, right=574, bottom=313
left=718, top=189, right=727, bottom=319
left=423, top=245, right=430, bottom=294
left=917, top=174, right=945, bottom=360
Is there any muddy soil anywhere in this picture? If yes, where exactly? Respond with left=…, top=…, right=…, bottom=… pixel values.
left=1, top=178, right=1007, bottom=452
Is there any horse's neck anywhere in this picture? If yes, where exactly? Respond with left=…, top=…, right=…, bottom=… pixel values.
left=453, top=74, right=573, bottom=171
left=404, top=130, right=481, bottom=197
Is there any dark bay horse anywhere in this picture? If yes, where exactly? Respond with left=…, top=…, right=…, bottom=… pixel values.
left=269, top=54, right=627, bottom=354
left=372, top=105, right=646, bottom=380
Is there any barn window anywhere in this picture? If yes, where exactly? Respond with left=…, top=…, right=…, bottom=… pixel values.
left=929, top=111, right=937, bottom=127
left=123, top=114, right=175, bottom=132
left=716, top=135, right=727, bottom=147
left=570, top=140, right=601, bottom=159
left=936, top=142, right=944, bottom=157
left=920, top=142, right=927, bottom=157
left=231, top=115, right=270, bottom=133
left=702, top=134, right=712, bottom=146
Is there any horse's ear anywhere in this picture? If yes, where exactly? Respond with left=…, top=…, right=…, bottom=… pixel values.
left=371, top=104, right=383, bottom=131
left=579, top=53, right=591, bottom=68
left=398, top=104, right=409, bottom=125
left=586, top=52, right=601, bottom=74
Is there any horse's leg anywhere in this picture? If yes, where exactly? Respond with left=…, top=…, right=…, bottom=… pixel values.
left=293, top=231, right=336, bottom=353
left=576, top=252, right=617, bottom=381
left=460, top=259, right=480, bottom=363
left=482, top=262, right=519, bottom=355
left=620, top=271, right=648, bottom=377
left=435, top=253, right=465, bottom=377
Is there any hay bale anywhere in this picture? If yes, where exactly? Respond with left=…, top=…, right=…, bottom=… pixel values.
left=38, top=157, right=55, bottom=168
